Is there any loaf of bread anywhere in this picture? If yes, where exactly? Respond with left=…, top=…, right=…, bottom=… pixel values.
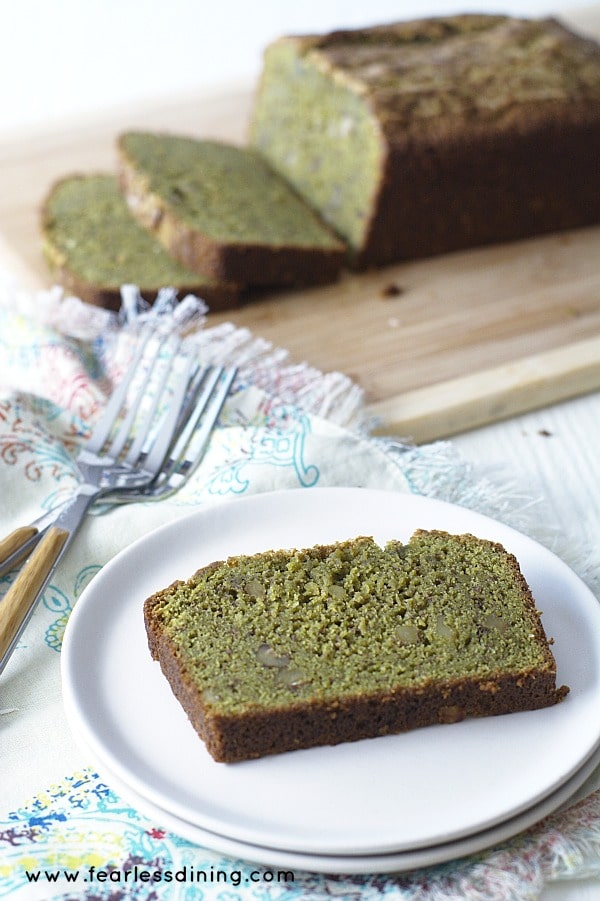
left=144, top=530, right=568, bottom=763
left=41, top=174, right=240, bottom=309
left=249, top=14, right=600, bottom=267
left=117, top=131, right=346, bottom=287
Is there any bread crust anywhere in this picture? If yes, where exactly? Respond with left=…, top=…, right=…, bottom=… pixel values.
left=117, top=135, right=346, bottom=287
left=358, top=111, right=600, bottom=268
left=146, top=609, right=566, bottom=763
left=144, top=532, right=568, bottom=763
left=41, top=173, right=241, bottom=311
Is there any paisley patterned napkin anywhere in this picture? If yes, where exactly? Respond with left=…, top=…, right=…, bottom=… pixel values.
left=1, top=282, right=599, bottom=900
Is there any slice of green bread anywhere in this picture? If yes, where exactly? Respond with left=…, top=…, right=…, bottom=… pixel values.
left=117, top=131, right=346, bottom=287
left=144, top=530, right=568, bottom=763
left=41, top=174, right=240, bottom=310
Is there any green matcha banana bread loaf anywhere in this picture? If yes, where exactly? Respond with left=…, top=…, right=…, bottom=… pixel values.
left=144, top=530, right=568, bottom=763
left=117, top=131, right=346, bottom=287
left=41, top=174, right=240, bottom=310
left=249, top=14, right=600, bottom=268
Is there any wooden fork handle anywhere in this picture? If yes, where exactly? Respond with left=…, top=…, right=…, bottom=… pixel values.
left=0, top=526, right=39, bottom=567
left=0, top=527, right=69, bottom=665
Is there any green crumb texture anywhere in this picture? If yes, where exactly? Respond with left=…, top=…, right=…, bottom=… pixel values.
left=146, top=530, right=561, bottom=716
left=41, top=174, right=223, bottom=293
left=118, top=132, right=345, bottom=251
left=250, top=37, right=386, bottom=257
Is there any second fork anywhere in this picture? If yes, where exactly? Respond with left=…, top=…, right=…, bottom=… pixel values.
left=0, top=333, right=197, bottom=673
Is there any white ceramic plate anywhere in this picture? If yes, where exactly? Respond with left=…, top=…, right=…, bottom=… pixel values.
left=61, top=487, right=600, bottom=857
left=71, top=726, right=600, bottom=875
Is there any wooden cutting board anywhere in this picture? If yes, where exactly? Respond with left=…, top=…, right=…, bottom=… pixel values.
left=1, top=7, right=599, bottom=443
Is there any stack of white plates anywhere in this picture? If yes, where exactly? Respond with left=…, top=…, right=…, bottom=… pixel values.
left=62, top=489, right=600, bottom=874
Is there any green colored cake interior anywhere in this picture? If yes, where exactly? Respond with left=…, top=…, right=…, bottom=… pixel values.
left=120, top=133, right=343, bottom=250
left=151, top=532, right=552, bottom=715
left=43, top=174, right=214, bottom=289
left=249, top=39, right=385, bottom=256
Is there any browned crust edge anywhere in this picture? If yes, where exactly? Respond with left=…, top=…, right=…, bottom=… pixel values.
left=355, top=111, right=600, bottom=269
left=116, top=136, right=346, bottom=287
left=40, top=174, right=243, bottom=312
left=143, top=533, right=569, bottom=763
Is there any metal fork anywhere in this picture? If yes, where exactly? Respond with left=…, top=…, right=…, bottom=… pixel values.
left=0, top=333, right=200, bottom=673
left=100, top=363, right=237, bottom=506
left=0, top=362, right=237, bottom=576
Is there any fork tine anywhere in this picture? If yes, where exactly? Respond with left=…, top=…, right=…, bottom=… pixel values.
left=89, top=332, right=197, bottom=481
left=106, top=335, right=173, bottom=462
left=153, top=365, right=237, bottom=490
left=170, top=366, right=224, bottom=458
left=174, top=363, right=213, bottom=435
left=103, top=365, right=237, bottom=504
left=130, top=360, right=206, bottom=463
left=184, top=366, right=237, bottom=460
left=86, top=330, right=153, bottom=455
left=138, top=353, right=196, bottom=476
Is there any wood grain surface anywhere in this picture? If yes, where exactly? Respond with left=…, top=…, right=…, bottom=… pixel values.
left=0, top=7, right=598, bottom=442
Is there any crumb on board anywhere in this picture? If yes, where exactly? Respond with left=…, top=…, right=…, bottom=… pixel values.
left=380, top=283, right=405, bottom=298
